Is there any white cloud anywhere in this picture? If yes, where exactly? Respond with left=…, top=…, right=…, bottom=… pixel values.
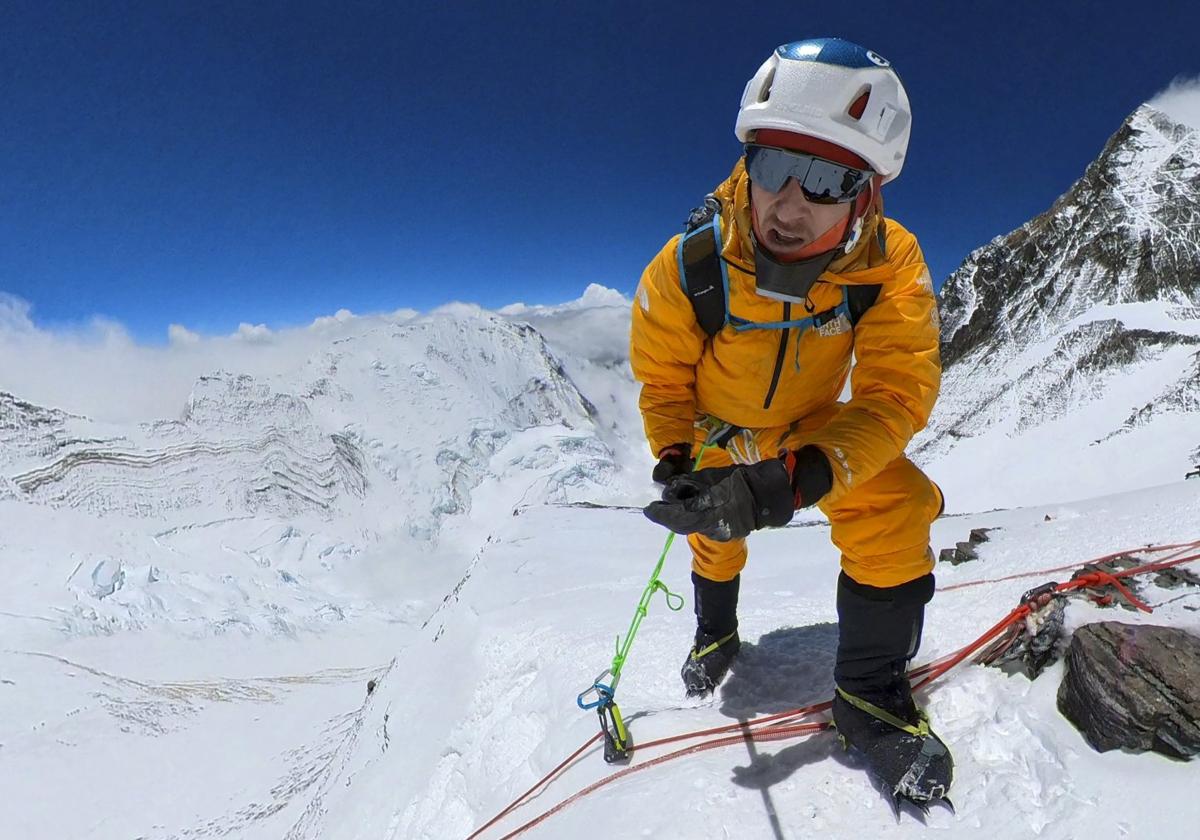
left=576, top=283, right=629, bottom=308
left=1148, top=75, right=1200, bottom=132
left=0, top=292, right=35, bottom=333
left=310, top=308, right=355, bottom=329
left=168, top=324, right=201, bottom=345
left=430, top=301, right=488, bottom=319
left=235, top=322, right=274, bottom=342
left=498, top=284, right=630, bottom=317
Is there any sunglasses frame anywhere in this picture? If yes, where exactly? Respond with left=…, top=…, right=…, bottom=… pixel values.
left=744, top=144, right=874, bottom=205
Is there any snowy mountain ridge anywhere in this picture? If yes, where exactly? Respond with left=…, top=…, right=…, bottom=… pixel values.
left=1, top=309, right=618, bottom=534
left=0, top=302, right=651, bottom=646
left=914, top=104, right=1200, bottom=510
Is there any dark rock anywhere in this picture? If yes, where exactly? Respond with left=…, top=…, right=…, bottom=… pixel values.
left=938, top=541, right=982, bottom=565
left=968, top=528, right=993, bottom=545
left=1154, top=566, right=1200, bottom=590
left=954, top=542, right=978, bottom=564
left=1057, top=622, right=1200, bottom=759
left=979, top=591, right=1068, bottom=679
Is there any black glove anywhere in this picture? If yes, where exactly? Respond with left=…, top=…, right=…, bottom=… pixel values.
left=781, top=445, right=834, bottom=509
left=652, top=443, right=692, bottom=485
left=643, top=459, right=794, bottom=541
left=643, top=446, right=834, bottom=542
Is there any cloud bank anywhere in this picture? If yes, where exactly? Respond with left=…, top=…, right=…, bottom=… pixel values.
left=0, top=286, right=627, bottom=425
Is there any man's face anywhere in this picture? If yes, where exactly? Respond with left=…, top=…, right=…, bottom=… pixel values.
left=750, top=178, right=853, bottom=261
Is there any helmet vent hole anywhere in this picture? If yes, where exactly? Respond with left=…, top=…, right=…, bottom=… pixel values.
left=759, top=67, right=776, bottom=102
left=848, top=87, right=871, bottom=120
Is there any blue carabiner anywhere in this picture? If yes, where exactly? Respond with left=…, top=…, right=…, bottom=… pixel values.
left=576, top=678, right=615, bottom=710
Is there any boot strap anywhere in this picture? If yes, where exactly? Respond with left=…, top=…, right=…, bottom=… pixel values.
left=691, top=630, right=737, bottom=660
left=835, top=686, right=930, bottom=737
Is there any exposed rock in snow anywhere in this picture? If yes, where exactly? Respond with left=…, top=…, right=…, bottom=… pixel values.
left=1058, top=621, right=1200, bottom=758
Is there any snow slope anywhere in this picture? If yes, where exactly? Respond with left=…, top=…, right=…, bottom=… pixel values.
left=5, top=383, right=1199, bottom=838
left=314, top=468, right=1200, bottom=840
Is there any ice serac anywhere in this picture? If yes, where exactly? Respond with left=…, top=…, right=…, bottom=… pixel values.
left=915, top=105, right=1200, bottom=506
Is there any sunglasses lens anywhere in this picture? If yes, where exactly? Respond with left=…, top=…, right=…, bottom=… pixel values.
left=745, top=145, right=872, bottom=204
left=801, top=157, right=870, bottom=204
left=744, top=145, right=797, bottom=193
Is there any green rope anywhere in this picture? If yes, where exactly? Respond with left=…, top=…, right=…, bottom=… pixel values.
left=605, top=442, right=711, bottom=694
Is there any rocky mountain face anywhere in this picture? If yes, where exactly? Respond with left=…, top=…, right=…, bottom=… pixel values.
left=915, top=105, right=1200, bottom=502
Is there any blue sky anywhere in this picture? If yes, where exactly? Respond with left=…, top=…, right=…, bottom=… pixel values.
left=2, top=0, right=1197, bottom=341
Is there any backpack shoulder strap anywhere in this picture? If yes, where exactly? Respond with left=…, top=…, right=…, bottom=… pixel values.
left=846, top=218, right=887, bottom=327
left=847, top=284, right=881, bottom=327
left=677, top=195, right=728, bottom=339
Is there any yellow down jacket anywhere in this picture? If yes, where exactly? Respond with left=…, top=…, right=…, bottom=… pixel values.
left=630, top=159, right=941, bottom=508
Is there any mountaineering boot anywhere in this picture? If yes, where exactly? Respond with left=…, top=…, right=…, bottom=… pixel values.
left=682, top=627, right=741, bottom=697
left=832, top=571, right=954, bottom=811
left=832, top=684, right=953, bottom=811
left=681, top=572, right=740, bottom=697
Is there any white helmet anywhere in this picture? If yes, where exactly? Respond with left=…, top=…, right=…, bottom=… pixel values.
left=735, top=38, right=912, bottom=183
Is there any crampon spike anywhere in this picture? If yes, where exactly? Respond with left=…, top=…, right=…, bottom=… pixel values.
left=597, top=700, right=632, bottom=764
left=887, top=787, right=954, bottom=821
left=886, top=790, right=902, bottom=821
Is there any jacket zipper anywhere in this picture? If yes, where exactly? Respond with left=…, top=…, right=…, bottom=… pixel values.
left=762, top=302, right=791, bottom=410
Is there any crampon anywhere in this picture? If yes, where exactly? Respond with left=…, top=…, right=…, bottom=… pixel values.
left=832, top=687, right=955, bottom=817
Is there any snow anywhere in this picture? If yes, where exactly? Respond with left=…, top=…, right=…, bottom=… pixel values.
left=340, top=478, right=1200, bottom=840
left=3, top=280, right=1200, bottom=839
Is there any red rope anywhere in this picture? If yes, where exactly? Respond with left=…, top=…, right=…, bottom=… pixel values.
left=1063, top=570, right=1153, bottom=612
left=465, top=733, right=604, bottom=839
left=472, top=539, right=1200, bottom=838
left=496, top=721, right=829, bottom=840
left=938, top=539, right=1200, bottom=593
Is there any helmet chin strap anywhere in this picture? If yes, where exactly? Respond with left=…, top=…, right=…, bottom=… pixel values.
left=750, top=180, right=874, bottom=306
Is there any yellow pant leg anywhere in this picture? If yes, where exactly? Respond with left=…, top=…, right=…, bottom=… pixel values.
left=816, top=454, right=944, bottom=587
